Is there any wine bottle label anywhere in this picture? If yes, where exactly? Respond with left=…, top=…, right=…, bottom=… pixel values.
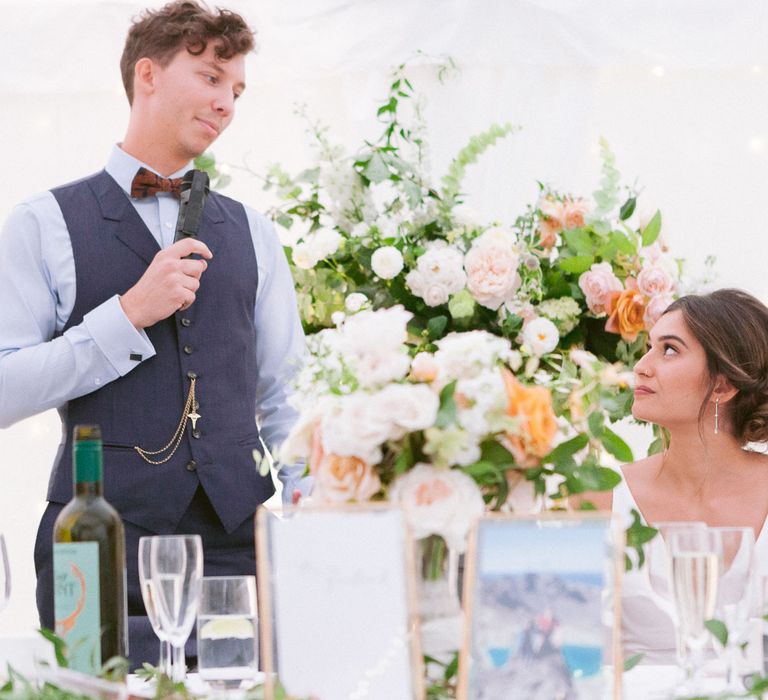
left=53, top=542, right=102, bottom=674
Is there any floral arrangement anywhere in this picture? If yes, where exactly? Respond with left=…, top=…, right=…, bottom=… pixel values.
left=238, top=63, right=682, bottom=537
left=191, top=63, right=690, bottom=588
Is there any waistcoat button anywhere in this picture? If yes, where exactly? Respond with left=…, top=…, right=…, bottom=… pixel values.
left=183, top=345, right=193, bottom=355
left=186, top=460, right=197, bottom=472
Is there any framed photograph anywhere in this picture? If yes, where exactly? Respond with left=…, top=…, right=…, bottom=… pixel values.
left=458, top=513, right=623, bottom=700
left=256, top=504, right=424, bottom=700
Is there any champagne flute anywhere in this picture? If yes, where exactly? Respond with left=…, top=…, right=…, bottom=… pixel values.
left=710, top=526, right=755, bottom=690
left=645, top=522, right=707, bottom=664
left=144, top=535, right=203, bottom=683
left=0, top=534, right=10, bottom=613
left=138, top=538, right=172, bottom=677
left=669, top=528, right=720, bottom=695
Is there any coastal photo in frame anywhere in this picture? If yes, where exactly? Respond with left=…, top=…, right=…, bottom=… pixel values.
left=459, top=513, right=622, bottom=700
left=256, top=504, right=424, bottom=700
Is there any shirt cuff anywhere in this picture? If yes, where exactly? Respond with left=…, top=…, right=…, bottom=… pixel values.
left=82, top=294, right=156, bottom=376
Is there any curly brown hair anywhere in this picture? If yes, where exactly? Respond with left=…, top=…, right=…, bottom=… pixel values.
left=120, top=1, right=256, bottom=104
left=664, top=289, right=768, bottom=444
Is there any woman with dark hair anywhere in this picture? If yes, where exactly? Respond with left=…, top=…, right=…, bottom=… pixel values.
left=586, top=288, right=768, bottom=662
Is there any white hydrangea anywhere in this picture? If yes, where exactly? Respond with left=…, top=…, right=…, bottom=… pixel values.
left=406, top=242, right=467, bottom=307
left=371, top=246, right=404, bottom=279
left=454, top=368, right=510, bottom=436
left=434, top=331, right=514, bottom=382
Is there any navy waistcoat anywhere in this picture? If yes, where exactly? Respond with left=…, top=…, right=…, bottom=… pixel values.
left=48, top=170, right=275, bottom=533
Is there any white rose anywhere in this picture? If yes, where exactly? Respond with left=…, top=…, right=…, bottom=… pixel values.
left=320, top=394, right=392, bottom=464
left=349, top=222, right=369, bottom=238
left=473, top=226, right=518, bottom=249
left=389, top=463, right=485, bottom=552
left=373, top=383, right=440, bottom=435
left=308, top=229, right=343, bottom=260
left=522, top=317, right=559, bottom=356
left=344, top=292, right=368, bottom=312
left=331, top=311, right=345, bottom=326
left=292, top=241, right=319, bottom=270
left=371, top=246, right=404, bottom=279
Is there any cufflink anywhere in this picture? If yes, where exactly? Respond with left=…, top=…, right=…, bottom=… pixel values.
left=129, top=353, right=143, bottom=362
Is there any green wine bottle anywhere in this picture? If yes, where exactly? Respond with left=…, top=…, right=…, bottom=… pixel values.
left=52, top=425, right=128, bottom=674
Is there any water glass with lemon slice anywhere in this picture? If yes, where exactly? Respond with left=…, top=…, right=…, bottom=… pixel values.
left=197, top=575, right=258, bottom=688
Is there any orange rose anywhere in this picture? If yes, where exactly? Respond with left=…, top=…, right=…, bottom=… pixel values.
left=605, top=288, right=646, bottom=342
left=501, top=368, right=558, bottom=467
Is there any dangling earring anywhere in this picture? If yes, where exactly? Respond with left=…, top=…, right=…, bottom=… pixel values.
left=714, top=397, right=720, bottom=435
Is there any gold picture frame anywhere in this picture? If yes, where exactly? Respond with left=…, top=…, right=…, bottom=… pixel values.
left=256, top=502, right=425, bottom=700
left=458, top=511, right=624, bottom=700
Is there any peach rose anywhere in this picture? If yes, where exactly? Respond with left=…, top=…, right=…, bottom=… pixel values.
left=643, top=292, right=674, bottom=329
left=605, top=288, right=646, bottom=342
left=310, top=425, right=382, bottom=503
left=637, top=263, right=677, bottom=298
left=410, top=352, right=439, bottom=383
left=501, top=368, right=558, bottom=467
left=537, top=198, right=564, bottom=248
left=578, top=262, right=623, bottom=315
left=562, top=198, right=590, bottom=230
left=464, top=244, right=521, bottom=310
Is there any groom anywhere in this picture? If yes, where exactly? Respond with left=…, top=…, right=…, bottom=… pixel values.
left=0, top=1, right=306, bottom=666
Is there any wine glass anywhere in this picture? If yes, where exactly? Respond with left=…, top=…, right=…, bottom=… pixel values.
left=0, top=534, right=10, bottom=613
left=138, top=538, right=172, bottom=677
left=669, top=528, right=721, bottom=695
left=710, top=526, right=756, bottom=691
left=142, top=535, right=203, bottom=683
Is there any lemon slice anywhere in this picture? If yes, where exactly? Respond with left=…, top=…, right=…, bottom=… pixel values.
left=199, top=617, right=254, bottom=640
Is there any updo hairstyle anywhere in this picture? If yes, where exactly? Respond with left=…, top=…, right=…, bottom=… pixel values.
left=664, top=289, right=768, bottom=444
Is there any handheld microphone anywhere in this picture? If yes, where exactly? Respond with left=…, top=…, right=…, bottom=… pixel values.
left=174, top=169, right=210, bottom=244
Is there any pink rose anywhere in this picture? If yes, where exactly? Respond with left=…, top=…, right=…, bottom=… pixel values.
left=464, top=245, right=521, bottom=310
left=578, top=262, right=623, bottom=315
left=637, top=263, right=677, bottom=297
left=310, top=427, right=381, bottom=503
left=643, top=293, right=674, bottom=329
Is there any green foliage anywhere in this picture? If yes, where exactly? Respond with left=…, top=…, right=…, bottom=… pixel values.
left=440, top=122, right=520, bottom=213
left=193, top=152, right=231, bottom=190
left=641, top=210, right=662, bottom=247
left=591, top=138, right=622, bottom=220
left=625, top=508, right=658, bottom=570
left=434, top=381, right=458, bottom=428
left=424, top=652, right=458, bottom=699
left=623, top=653, right=644, bottom=672
left=705, top=618, right=728, bottom=648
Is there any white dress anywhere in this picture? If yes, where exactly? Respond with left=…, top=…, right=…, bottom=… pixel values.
left=612, top=470, right=768, bottom=664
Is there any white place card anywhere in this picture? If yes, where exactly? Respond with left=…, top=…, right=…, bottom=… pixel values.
left=256, top=505, right=423, bottom=700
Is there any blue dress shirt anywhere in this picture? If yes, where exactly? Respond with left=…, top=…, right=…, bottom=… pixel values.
left=0, top=145, right=306, bottom=499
